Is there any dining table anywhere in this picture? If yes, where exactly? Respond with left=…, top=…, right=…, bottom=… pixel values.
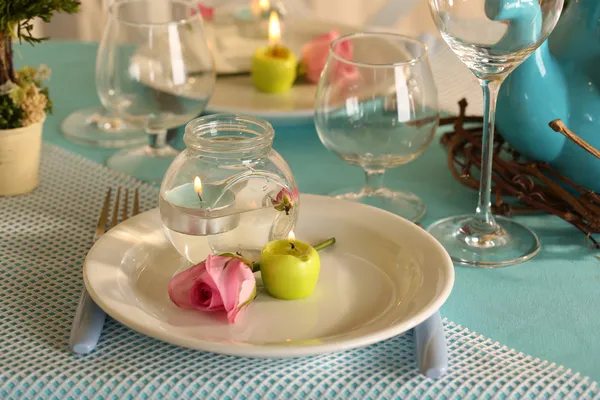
left=2, top=40, right=600, bottom=399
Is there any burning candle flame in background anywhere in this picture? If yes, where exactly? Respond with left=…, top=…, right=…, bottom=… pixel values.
left=288, top=231, right=296, bottom=241
left=268, top=11, right=281, bottom=47
left=259, top=0, right=270, bottom=11
left=251, top=0, right=270, bottom=16
left=194, top=176, right=203, bottom=201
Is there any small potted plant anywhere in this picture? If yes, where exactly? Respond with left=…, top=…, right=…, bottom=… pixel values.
left=0, top=0, right=80, bottom=196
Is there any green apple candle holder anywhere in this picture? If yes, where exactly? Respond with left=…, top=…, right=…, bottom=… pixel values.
left=259, top=237, right=335, bottom=300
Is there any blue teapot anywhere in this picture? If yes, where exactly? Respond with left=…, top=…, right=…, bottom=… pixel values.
left=495, top=0, right=600, bottom=192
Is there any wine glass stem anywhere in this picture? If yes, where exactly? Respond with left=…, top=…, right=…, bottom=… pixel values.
left=474, top=78, right=503, bottom=229
left=147, top=129, right=168, bottom=149
left=364, top=168, right=386, bottom=193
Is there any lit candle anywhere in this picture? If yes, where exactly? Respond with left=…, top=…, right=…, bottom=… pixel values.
left=250, top=11, right=297, bottom=93
left=194, top=176, right=203, bottom=202
left=165, top=177, right=232, bottom=211
left=259, top=231, right=321, bottom=300
left=160, top=176, right=239, bottom=236
left=250, top=0, right=271, bottom=18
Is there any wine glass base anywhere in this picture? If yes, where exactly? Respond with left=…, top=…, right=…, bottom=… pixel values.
left=106, top=145, right=180, bottom=184
left=328, top=187, right=426, bottom=223
left=427, top=215, right=541, bottom=268
left=62, top=107, right=146, bottom=148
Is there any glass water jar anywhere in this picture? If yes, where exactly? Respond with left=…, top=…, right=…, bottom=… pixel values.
left=159, top=114, right=298, bottom=264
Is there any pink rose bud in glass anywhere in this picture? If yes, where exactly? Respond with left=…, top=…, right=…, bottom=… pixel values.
left=301, top=30, right=358, bottom=84
left=273, top=187, right=299, bottom=215
left=190, top=3, right=214, bottom=21
left=168, top=254, right=256, bottom=324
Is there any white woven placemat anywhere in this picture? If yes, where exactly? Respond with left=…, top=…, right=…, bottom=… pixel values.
left=0, top=145, right=598, bottom=399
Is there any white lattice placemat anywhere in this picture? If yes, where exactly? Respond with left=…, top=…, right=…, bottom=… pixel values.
left=1, top=145, right=598, bottom=400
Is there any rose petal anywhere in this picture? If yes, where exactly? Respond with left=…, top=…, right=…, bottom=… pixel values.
left=290, top=188, right=299, bottom=202
left=301, top=30, right=358, bottom=84
left=301, top=31, right=341, bottom=84
left=168, top=263, right=207, bottom=308
left=198, top=4, right=214, bottom=20
left=226, top=268, right=256, bottom=324
left=189, top=281, right=222, bottom=310
left=205, top=255, right=256, bottom=324
left=303, top=44, right=330, bottom=83
left=275, top=188, right=299, bottom=204
left=168, top=260, right=224, bottom=310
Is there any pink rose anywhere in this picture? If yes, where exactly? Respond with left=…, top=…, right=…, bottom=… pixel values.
left=275, top=187, right=299, bottom=204
left=168, top=255, right=256, bottom=324
left=190, top=3, right=214, bottom=21
left=273, top=187, right=299, bottom=215
left=301, top=30, right=358, bottom=84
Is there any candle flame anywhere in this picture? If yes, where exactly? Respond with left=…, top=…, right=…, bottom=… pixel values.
left=268, top=10, right=281, bottom=47
left=288, top=231, right=295, bottom=240
left=259, top=0, right=270, bottom=11
left=194, top=176, right=203, bottom=200
left=251, top=0, right=270, bottom=15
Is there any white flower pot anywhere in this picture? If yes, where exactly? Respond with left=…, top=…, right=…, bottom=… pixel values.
left=0, top=117, right=45, bottom=196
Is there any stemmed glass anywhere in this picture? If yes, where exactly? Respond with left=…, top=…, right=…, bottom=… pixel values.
left=62, top=0, right=145, bottom=148
left=427, top=0, right=563, bottom=267
left=97, top=0, right=216, bottom=183
left=314, top=33, right=439, bottom=222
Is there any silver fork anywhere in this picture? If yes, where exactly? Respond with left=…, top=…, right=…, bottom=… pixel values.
left=69, top=187, right=140, bottom=354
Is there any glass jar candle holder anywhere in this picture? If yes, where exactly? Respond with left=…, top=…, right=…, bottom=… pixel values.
left=159, top=114, right=298, bottom=264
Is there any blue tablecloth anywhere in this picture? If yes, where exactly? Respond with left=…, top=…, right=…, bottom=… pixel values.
left=15, top=41, right=600, bottom=381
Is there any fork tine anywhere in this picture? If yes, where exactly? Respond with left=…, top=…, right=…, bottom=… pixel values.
left=110, top=187, right=121, bottom=230
left=133, top=188, right=140, bottom=216
left=95, top=189, right=112, bottom=240
left=122, top=189, right=129, bottom=221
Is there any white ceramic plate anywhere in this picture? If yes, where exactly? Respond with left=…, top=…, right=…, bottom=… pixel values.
left=84, top=194, right=454, bottom=358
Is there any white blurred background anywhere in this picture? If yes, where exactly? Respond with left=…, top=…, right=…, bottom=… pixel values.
left=33, top=0, right=438, bottom=42
left=31, top=0, right=482, bottom=114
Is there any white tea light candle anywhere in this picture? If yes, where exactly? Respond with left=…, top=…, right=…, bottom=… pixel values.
left=160, top=178, right=238, bottom=236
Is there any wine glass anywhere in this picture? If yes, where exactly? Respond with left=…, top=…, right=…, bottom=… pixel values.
left=97, top=0, right=216, bottom=183
left=61, top=106, right=145, bottom=148
left=314, top=33, right=439, bottom=222
left=427, top=0, right=563, bottom=267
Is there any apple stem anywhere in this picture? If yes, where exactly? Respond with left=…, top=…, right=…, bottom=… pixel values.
left=250, top=237, right=336, bottom=273
left=313, top=237, right=336, bottom=252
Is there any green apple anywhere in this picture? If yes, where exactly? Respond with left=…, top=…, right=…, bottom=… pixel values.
left=260, top=239, right=320, bottom=300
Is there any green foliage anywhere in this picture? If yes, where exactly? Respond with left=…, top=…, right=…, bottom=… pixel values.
left=40, top=86, right=52, bottom=114
left=17, top=64, right=49, bottom=88
left=0, top=0, right=81, bottom=43
left=0, top=93, right=24, bottom=129
left=0, top=1, right=78, bottom=128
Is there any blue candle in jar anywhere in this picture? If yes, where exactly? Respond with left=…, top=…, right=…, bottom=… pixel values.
left=164, top=177, right=235, bottom=213
left=160, top=176, right=239, bottom=237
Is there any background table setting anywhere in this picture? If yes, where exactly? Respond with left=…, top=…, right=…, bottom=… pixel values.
left=2, top=0, right=600, bottom=399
